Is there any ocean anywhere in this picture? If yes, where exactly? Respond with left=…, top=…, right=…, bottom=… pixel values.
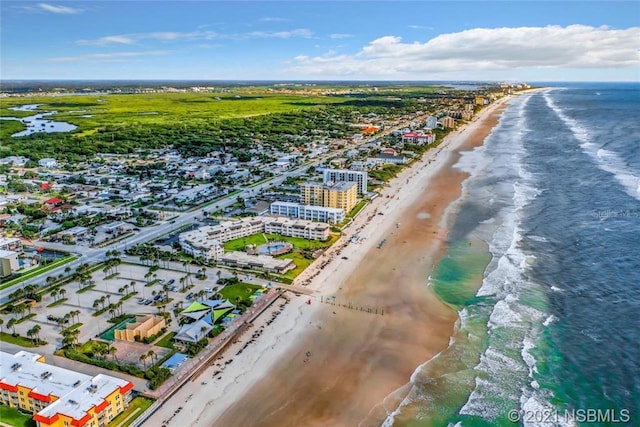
left=384, top=83, right=640, bottom=426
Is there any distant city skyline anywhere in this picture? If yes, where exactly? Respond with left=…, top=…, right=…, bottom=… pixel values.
left=1, top=1, right=638, bottom=81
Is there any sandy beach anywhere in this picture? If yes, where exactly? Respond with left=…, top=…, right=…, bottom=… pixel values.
left=143, top=98, right=509, bottom=427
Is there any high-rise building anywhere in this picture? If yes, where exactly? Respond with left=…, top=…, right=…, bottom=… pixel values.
left=322, top=169, right=368, bottom=195
left=301, top=181, right=357, bottom=214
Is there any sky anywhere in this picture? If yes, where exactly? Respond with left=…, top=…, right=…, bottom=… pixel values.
left=1, top=1, right=639, bottom=82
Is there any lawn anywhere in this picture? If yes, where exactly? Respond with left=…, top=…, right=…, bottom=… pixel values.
left=277, top=252, right=314, bottom=280
left=154, top=332, right=176, bottom=349
left=0, top=405, right=36, bottom=427
left=108, top=396, right=154, bottom=427
left=0, top=332, right=42, bottom=348
left=223, top=233, right=268, bottom=251
left=265, top=233, right=338, bottom=250
left=219, top=282, right=262, bottom=305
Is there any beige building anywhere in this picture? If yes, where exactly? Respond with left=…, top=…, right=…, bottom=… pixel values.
left=301, top=181, right=357, bottom=214
left=114, top=315, right=166, bottom=342
left=440, top=116, right=456, bottom=129
left=0, top=250, right=19, bottom=278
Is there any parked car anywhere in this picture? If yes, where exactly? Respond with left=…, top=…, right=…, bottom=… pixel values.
left=167, top=279, right=175, bottom=285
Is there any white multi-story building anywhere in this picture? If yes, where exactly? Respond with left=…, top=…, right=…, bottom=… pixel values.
left=179, top=235, right=225, bottom=260
left=270, top=201, right=345, bottom=224
left=179, top=215, right=331, bottom=261
left=264, top=217, right=330, bottom=240
left=322, top=169, right=368, bottom=195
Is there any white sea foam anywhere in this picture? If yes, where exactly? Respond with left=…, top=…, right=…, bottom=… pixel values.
left=544, top=92, right=640, bottom=201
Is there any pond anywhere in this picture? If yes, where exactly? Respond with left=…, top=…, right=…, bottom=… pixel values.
left=0, top=104, right=78, bottom=137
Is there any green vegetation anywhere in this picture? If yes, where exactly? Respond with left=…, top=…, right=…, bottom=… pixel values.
left=277, top=252, right=313, bottom=280
left=46, top=297, right=68, bottom=307
left=63, top=341, right=145, bottom=378
left=219, top=281, right=262, bottom=305
left=368, top=164, right=404, bottom=183
left=223, top=233, right=268, bottom=251
left=265, top=233, right=337, bottom=250
left=76, top=284, right=96, bottom=293
left=0, top=255, right=75, bottom=290
left=347, top=200, right=368, bottom=219
left=0, top=332, right=40, bottom=348
left=155, top=331, right=176, bottom=349
left=108, top=396, right=154, bottom=427
left=0, top=84, right=455, bottom=162
left=0, top=405, right=36, bottom=427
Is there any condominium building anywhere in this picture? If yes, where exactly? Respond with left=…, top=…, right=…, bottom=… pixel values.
left=270, top=201, right=345, bottom=224
left=264, top=217, right=330, bottom=241
left=179, top=216, right=331, bottom=261
left=0, top=350, right=133, bottom=427
left=322, top=169, right=368, bottom=195
left=301, top=181, right=357, bottom=214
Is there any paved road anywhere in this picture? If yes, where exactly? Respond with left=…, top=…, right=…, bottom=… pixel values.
left=0, top=114, right=428, bottom=304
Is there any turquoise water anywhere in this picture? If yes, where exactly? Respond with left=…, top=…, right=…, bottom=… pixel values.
left=259, top=243, right=286, bottom=254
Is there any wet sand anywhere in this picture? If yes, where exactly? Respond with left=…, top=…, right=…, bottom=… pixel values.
left=210, top=102, right=509, bottom=427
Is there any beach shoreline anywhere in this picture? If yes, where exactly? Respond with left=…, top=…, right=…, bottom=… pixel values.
left=143, top=96, right=512, bottom=427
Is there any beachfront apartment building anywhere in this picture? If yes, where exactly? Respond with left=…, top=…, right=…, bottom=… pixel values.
left=179, top=216, right=331, bottom=261
left=264, top=217, right=330, bottom=241
left=301, top=181, right=358, bottom=214
left=322, top=169, right=368, bottom=195
left=270, top=201, right=345, bottom=224
left=0, top=350, right=133, bottom=427
left=440, top=116, right=456, bottom=129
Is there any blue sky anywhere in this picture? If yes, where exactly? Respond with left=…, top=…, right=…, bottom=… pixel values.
left=2, top=1, right=638, bottom=81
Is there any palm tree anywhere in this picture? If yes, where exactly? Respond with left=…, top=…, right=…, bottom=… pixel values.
left=124, top=284, right=130, bottom=296
left=200, top=325, right=208, bottom=340
left=0, top=318, right=4, bottom=333
left=108, top=345, right=118, bottom=362
left=64, top=266, right=72, bottom=277
left=130, top=281, right=136, bottom=294
left=118, top=287, right=125, bottom=295
left=147, top=350, right=156, bottom=363
left=50, top=289, right=58, bottom=302
left=59, top=288, right=67, bottom=300
left=7, top=318, right=17, bottom=335
left=27, top=328, right=35, bottom=344
left=139, top=353, right=148, bottom=368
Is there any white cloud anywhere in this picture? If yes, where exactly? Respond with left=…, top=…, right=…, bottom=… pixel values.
left=285, top=25, right=640, bottom=78
left=76, top=28, right=313, bottom=46
left=259, top=17, right=289, bottom=23
left=38, top=3, right=82, bottom=14
left=408, top=25, right=434, bottom=30
left=329, top=33, right=354, bottom=39
left=77, top=35, right=135, bottom=46
left=48, top=50, right=171, bottom=63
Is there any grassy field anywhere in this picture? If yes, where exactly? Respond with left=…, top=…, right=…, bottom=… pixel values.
left=0, top=405, right=36, bottom=427
left=0, top=92, right=347, bottom=136
left=154, top=332, right=176, bottom=349
left=223, top=233, right=268, bottom=251
left=0, top=332, right=40, bottom=348
left=219, top=282, right=262, bottom=304
left=277, top=252, right=314, bottom=280
left=109, top=396, right=154, bottom=427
